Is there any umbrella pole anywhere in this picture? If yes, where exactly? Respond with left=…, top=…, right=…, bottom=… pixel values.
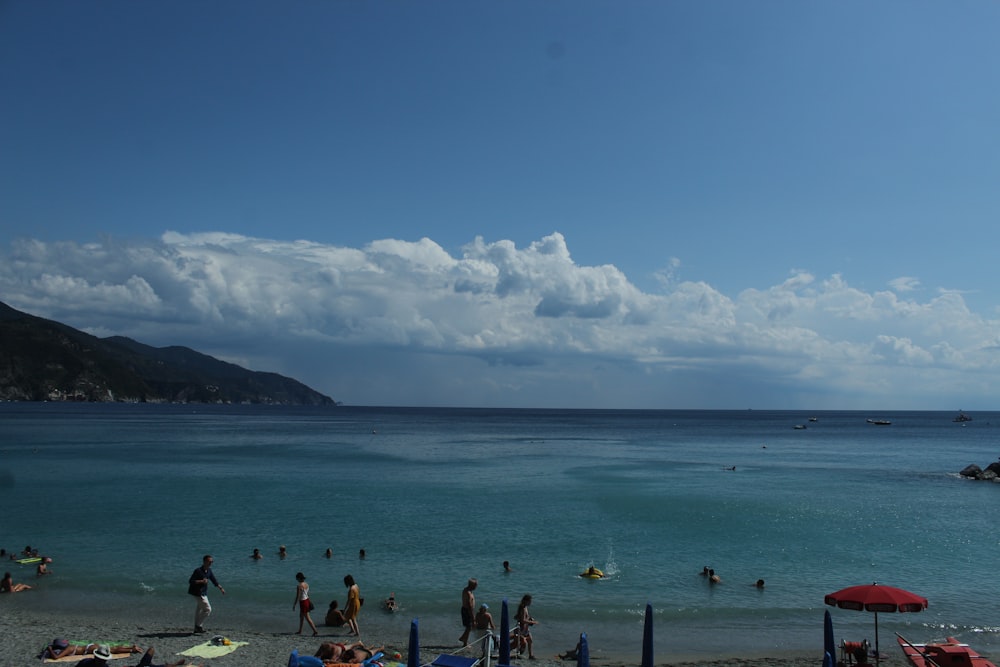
left=874, top=611, right=879, bottom=667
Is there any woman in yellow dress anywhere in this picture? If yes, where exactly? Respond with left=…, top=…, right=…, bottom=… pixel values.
left=343, top=574, right=361, bottom=637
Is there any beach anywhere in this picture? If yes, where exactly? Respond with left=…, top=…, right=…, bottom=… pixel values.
left=0, top=602, right=822, bottom=667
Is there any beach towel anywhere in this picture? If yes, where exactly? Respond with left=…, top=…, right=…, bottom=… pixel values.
left=45, top=656, right=129, bottom=664
left=179, top=640, right=249, bottom=658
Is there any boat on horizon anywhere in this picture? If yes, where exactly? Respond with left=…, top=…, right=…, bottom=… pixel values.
left=897, top=634, right=996, bottom=667
left=866, top=418, right=892, bottom=426
left=953, top=411, right=973, bottom=423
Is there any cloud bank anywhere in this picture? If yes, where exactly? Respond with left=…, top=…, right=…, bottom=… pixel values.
left=2, top=231, right=998, bottom=409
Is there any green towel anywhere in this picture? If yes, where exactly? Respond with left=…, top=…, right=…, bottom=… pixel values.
left=179, top=640, right=248, bottom=658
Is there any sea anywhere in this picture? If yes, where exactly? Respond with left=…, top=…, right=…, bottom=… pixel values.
left=1, top=404, right=998, bottom=662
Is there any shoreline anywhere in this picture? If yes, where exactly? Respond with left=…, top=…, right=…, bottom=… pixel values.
left=1, top=603, right=824, bottom=667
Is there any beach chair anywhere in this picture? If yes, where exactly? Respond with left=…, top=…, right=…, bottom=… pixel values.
left=432, top=655, right=480, bottom=667
left=431, top=633, right=498, bottom=667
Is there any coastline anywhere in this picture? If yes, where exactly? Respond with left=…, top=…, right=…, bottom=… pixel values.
left=1, top=603, right=822, bottom=667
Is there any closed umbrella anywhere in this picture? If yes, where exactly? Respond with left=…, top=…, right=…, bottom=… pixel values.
left=642, top=603, right=653, bottom=667
left=576, top=633, right=589, bottom=667
left=825, top=582, right=928, bottom=665
left=499, top=599, right=511, bottom=666
left=407, top=618, right=420, bottom=667
left=824, top=609, right=836, bottom=663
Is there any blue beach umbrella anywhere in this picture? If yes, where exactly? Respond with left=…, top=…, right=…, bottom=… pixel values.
left=577, top=633, right=589, bottom=667
left=499, top=599, right=511, bottom=665
left=408, top=618, right=420, bottom=667
left=642, top=603, right=654, bottom=667
left=824, top=609, right=836, bottom=663
left=823, top=652, right=835, bottom=667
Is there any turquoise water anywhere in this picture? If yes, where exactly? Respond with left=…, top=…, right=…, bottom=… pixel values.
left=1, top=404, right=998, bottom=660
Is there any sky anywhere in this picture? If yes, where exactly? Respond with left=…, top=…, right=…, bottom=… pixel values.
left=2, top=1, right=1000, bottom=409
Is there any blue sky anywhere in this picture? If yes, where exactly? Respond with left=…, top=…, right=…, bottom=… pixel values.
left=2, top=1, right=1000, bottom=409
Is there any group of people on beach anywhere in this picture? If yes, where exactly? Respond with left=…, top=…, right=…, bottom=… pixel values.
left=188, top=553, right=364, bottom=640
left=292, top=572, right=362, bottom=638
left=460, top=577, right=539, bottom=660
left=38, top=639, right=200, bottom=667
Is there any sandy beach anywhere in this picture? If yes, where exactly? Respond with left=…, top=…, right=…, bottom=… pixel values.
left=0, top=602, right=824, bottom=667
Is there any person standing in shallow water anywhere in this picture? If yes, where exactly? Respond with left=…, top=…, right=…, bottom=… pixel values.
left=343, top=574, right=361, bottom=637
left=294, top=572, right=319, bottom=636
left=187, top=554, right=225, bottom=634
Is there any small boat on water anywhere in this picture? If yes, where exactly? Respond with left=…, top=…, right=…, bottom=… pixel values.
left=897, top=635, right=996, bottom=667
left=793, top=424, right=807, bottom=430
left=808, top=416, right=818, bottom=422
left=866, top=418, right=892, bottom=426
left=953, top=411, right=973, bottom=423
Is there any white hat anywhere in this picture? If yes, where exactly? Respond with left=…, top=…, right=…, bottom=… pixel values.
left=94, top=645, right=113, bottom=660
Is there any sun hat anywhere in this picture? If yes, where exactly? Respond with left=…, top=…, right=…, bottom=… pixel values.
left=94, top=645, right=113, bottom=660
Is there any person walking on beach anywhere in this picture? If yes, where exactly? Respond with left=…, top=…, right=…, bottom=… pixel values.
left=459, top=578, right=478, bottom=646
left=343, top=574, right=362, bottom=636
left=294, top=572, right=319, bottom=636
left=187, top=554, right=225, bottom=634
left=515, top=593, right=537, bottom=659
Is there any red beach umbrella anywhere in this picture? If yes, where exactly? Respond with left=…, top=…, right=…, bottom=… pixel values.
left=825, top=582, right=928, bottom=665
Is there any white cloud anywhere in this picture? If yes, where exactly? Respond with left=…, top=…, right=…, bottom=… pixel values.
left=889, top=276, right=921, bottom=292
left=2, top=231, right=999, bottom=409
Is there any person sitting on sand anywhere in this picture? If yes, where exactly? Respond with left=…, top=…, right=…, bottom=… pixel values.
left=475, top=604, right=496, bottom=657
left=1, top=571, right=32, bottom=593
left=325, top=599, right=347, bottom=627
left=40, top=639, right=143, bottom=660
left=853, top=647, right=874, bottom=666
left=557, top=641, right=582, bottom=661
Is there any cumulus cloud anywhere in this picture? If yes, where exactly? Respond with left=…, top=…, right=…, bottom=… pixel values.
left=2, top=231, right=999, bottom=408
left=889, top=276, right=921, bottom=292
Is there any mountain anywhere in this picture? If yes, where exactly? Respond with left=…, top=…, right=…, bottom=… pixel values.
left=0, top=301, right=336, bottom=405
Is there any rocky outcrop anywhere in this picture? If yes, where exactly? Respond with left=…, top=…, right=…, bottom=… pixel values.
left=959, top=462, right=1000, bottom=482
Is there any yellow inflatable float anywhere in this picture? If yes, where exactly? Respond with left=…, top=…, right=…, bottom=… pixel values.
left=579, top=566, right=604, bottom=579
